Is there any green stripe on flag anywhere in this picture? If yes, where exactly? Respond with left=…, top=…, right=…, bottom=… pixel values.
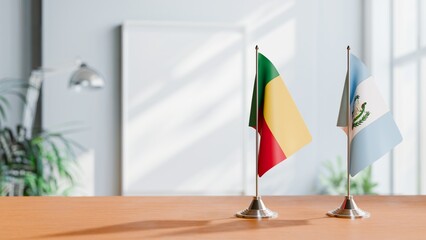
left=249, top=53, right=280, bottom=127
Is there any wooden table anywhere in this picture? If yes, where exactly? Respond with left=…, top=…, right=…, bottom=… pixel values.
left=1, top=196, right=425, bottom=239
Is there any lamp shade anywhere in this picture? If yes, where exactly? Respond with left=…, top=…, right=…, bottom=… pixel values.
left=69, top=63, right=104, bottom=90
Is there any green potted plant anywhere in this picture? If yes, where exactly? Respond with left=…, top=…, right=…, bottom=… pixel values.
left=319, top=156, right=378, bottom=195
left=0, top=79, right=81, bottom=196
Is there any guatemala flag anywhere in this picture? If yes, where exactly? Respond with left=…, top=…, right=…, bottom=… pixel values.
left=337, top=54, right=402, bottom=176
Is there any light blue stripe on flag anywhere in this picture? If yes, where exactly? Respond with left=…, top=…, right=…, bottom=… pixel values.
left=350, top=112, right=402, bottom=176
left=349, top=54, right=371, bottom=99
left=337, top=54, right=372, bottom=127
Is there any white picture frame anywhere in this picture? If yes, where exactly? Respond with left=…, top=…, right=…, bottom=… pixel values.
left=121, top=21, right=248, bottom=195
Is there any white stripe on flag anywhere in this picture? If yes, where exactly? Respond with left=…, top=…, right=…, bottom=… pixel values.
left=351, top=76, right=389, bottom=138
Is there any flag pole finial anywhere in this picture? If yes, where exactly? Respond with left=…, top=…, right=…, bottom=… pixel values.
left=347, top=45, right=350, bottom=51
left=255, top=45, right=259, bottom=50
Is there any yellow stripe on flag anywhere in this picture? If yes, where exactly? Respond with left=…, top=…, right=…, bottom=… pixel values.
left=263, top=76, right=312, bottom=157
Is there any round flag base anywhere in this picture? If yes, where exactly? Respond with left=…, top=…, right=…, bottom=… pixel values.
left=236, top=196, right=278, bottom=219
left=327, top=195, right=370, bottom=219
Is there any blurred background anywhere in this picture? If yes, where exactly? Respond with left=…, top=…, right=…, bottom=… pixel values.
left=0, top=0, right=424, bottom=196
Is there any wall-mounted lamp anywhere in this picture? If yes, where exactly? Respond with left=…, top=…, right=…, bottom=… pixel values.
left=22, top=60, right=105, bottom=137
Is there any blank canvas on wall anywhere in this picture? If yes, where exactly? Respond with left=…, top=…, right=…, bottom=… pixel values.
left=121, top=21, right=247, bottom=195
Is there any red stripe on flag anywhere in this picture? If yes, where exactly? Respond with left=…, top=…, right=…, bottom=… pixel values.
left=256, top=109, right=287, bottom=177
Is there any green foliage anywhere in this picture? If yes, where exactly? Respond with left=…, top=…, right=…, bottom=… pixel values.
left=0, top=124, right=82, bottom=196
left=319, top=156, right=378, bottom=195
left=0, top=78, right=82, bottom=196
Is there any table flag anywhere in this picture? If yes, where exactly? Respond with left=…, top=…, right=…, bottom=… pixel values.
left=337, top=53, right=402, bottom=176
left=249, top=53, right=311, bottom=177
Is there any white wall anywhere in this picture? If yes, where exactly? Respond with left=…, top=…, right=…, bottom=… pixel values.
left=0, top=0, right=32, bottom=127
left=42, top=0, right=363, bottom=195
left=316, top=0, right=364, bottom=190
left=366, top=0, right=426, bottom=195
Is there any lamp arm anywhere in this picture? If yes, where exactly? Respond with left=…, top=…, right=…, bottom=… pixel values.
left=34, top=59, right=82, bottom=77
left=21, top=60, right=81, bottom=137
left=21, top=72, right=42, bottom=137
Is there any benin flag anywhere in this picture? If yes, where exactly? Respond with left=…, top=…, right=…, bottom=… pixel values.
left=249, top=53, right=311, bottom=177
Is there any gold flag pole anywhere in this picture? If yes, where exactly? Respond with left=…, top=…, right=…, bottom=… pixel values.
left=327, top=46, right=370, bottom=219
left=236, top=45, right=277, bottom=219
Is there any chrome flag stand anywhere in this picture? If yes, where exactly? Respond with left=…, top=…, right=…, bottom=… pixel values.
left=236, top=45, right=277, bottom=219
left=327, top=46, right=370, bottom=219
